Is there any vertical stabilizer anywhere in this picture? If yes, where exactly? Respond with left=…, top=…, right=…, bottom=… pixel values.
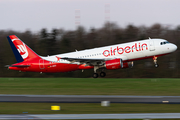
left=7, top=35, right=40, bottom=63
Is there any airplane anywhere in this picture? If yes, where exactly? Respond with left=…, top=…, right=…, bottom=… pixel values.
left=7, top=35, right=177, bottom=78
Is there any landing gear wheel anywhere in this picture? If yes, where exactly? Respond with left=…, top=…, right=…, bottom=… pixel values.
left=93, top=73, right=99, bottom=78
left=100, top=72, right=106, bottom=77
left=155, top=64, right=159, bottom=68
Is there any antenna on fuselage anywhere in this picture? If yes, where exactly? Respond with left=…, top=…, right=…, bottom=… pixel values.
left=149, top=37, right=151, bottom=39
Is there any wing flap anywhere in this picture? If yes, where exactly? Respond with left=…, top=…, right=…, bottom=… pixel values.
left=61, top=57, right=113, bottom=66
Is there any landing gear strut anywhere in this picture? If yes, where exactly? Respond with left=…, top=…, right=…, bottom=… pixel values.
left=93, top=66, right=99, bottom=78
left=153, top=56, right=159, bottom=68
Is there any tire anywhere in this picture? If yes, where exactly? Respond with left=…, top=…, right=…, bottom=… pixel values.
left=155, top=64, right=159, bottom=68
left=93, top=73, right=99, bottom=78
left=100, top=72, right=106, bottom=77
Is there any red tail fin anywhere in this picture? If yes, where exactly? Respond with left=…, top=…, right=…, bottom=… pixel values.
left=7, top=35, right=40, bottom=62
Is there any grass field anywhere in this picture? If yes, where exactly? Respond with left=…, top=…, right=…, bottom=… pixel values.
left=1, top=78, right=180, bottom=115
left=0, top=78, right=180, bottom=95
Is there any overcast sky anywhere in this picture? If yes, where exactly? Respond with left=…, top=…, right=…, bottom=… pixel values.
left=0, top=0, right=179, bottom=32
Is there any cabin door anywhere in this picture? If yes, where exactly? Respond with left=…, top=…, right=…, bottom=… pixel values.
left=39, top=59, right=45, bottom=69
left=149, top=39, right=155, bottom=51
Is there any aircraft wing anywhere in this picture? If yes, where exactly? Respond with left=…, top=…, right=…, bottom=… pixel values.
left=61, top=57, right=113, bottom=66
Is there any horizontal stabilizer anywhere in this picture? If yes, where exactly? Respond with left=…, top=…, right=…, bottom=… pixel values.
left=9, top=65, right=31, bottom=67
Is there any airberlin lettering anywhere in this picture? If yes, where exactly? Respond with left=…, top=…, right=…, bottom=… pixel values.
left=103, top=43, right=148, bottom=57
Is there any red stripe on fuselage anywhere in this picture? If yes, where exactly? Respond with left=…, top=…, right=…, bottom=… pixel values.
left=9, top=59, right=80, bottom=73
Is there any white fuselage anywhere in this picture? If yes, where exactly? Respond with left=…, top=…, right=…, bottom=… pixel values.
left=42, top=38, right=177, bottom=64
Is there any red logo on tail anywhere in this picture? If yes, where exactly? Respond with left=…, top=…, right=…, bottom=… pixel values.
left=10, top=35, right=29, bottom=59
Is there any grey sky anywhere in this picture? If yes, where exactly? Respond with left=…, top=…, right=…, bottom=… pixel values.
left=0, top=0, right=179, bottom=32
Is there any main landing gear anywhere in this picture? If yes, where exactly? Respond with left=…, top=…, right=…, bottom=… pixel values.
left=93, top=72, right=106, bottom=78
left=93, top=66, right=106, bottom=78
left=153, top=56, right=159, bottom=68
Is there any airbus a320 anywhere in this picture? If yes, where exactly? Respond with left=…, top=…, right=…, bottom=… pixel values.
left=7, top=35, right=177, bottom=78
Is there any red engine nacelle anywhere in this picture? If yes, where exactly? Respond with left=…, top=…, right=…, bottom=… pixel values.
left=105, top=58, right=123, bottom=70
left=105, top=59, right=133, bottom=70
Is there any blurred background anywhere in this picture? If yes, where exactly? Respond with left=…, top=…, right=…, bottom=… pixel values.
left=0, top=0, right=179, bottom=78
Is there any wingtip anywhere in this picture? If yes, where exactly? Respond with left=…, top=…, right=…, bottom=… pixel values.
left=5, top=65, right=10, bottom=67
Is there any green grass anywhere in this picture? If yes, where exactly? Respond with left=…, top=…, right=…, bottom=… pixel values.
left=0, top=78, right=180, bottom=95
left=1, top=78, right=180, bottom=115
left=1, top=103, right=180, bottom=114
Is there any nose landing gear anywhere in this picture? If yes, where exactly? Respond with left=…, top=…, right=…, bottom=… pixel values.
left=153, top=56, right=159, bottom=68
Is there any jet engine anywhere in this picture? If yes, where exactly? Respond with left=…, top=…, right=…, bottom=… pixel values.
left=105, top=59, right=133, bottom=70
left=105, top=58, right=123, bottom=70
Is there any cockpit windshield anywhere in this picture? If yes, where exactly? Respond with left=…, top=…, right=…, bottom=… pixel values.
left=160, top=41, right=169, bottom=45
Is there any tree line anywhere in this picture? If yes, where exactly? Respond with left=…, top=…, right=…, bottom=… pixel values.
left=0, top=22, right=180, bottom=78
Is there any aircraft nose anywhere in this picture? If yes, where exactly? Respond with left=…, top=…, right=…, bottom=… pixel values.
left=173, top=44, right=177, bottom=51
left=171, top=44, right=177, bottom=52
